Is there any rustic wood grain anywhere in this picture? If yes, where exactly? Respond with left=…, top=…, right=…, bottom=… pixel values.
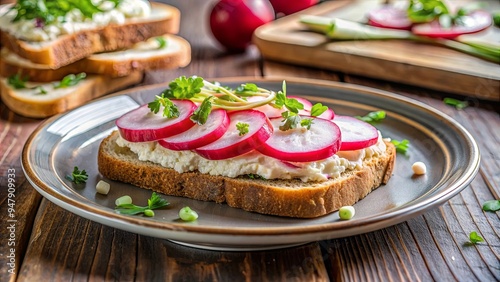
left=1, top=0, right=499, bottom=281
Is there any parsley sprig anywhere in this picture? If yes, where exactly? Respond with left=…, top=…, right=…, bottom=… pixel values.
left=236, top=122, right=250, bottom=136
left=66, top=166, right=88, bottom=184
left=148, top=94, right=180, bottom=118
left=7, top=73, right=28, bottom=89
left=274, top=82, right=328, bottom=131
left=115, top=192, right=169, bottom=215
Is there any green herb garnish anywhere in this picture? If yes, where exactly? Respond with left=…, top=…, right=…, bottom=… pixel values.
left=391, top=139, right=410, bottom=154
left=443, top=98, right=469, bottom=110
left=493, top=11, right=500, bottom=27
left=115, top=192, right=169, bottom=216
left=235, top=83, right=259, bottom=96
left=482, top=200, right=500, bottom=212
left=236, top=122, right=249, bottom=136
left=247, top=174, right=266, bottom=180
left=310, top=103, right=328, bottom=117
left=468, top=231, right=484, bottom=244
left=66, top=166, right=88, bottom=184
left=54, top=73, right=86, bottom=89
left=148, top=94, right=180, bottom=118
left=155, top=36, right=167, bottom=49
left=162, top=76, right=204, bottom=99
left=190, top=96, right=213, bottom=125
left=7, top=73, right=28, bottom=89
left=11, top=0, right=121, bottom=25
left=356, top=110, right=386, bottom=123
left=407, top=0, right=450, bottom=23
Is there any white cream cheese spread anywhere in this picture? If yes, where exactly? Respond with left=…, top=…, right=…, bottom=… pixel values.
left=115, top=133, right=387, bottom=182
left=0, top=0, right=151, bottom=42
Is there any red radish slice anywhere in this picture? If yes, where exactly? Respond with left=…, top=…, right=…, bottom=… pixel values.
left=158, top=109, right=229, bottom=150
left=304, top=108, right=335, bottom=120
left=257, top=117, right=341, bottom=162
left=367, top=6, right=413, bottom=30
left=194, top=110, right=273, bottom=160
left=412, top=10, right=492, bottom=39
left=116, top=100, right=196, bottom=142
left=250, top=95, right=313, bottom=118
left=332, top=115, right=379, bottom=151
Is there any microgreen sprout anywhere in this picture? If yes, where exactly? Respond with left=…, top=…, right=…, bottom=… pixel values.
left=66, top=166, right=88, bottom=184
left=468, top=231, right=484, bottom=244
left=115, top=192, right=169, bottom=216
left=155, top=36, right=167, bottom=49
left=7, top=73, right=28, bottom=89
left=356, top=110, right=386, bottom=123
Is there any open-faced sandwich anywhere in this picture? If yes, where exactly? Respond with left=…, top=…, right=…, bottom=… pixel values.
left=0, top=0, right=191, bottom=118
left=98, top=76, right=396, bottom=218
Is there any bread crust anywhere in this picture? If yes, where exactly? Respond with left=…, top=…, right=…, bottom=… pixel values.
left=0, top=3, right=180, bottom=68
left=98, top=131, right=396, bottom=218
left=0, top=35, right=191, bottom=81
left=0, top=72, right=143, bottom=118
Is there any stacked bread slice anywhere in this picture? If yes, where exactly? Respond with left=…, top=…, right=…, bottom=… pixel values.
left=0, top=1, right=191, bottom=118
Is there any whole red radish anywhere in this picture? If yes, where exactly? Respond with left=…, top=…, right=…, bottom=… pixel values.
left=269, top=0, right=318, bottom=16
left=209, top=0, right=275, bottom=51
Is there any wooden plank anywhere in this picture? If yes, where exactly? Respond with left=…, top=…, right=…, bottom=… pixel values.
left=253, top=0, right=500, bottom=100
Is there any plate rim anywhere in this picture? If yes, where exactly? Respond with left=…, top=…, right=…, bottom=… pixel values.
left=22, top=77, right=481, bottom=238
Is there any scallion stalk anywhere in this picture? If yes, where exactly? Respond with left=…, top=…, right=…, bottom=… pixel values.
left=299, top=15, right=500, bottom=63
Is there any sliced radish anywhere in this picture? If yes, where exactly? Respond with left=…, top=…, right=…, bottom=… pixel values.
left=412, top=10, right=492, bottom=39
left=194, top=110, right=273, bottom=160
left=367, top=6, right=413, bottom=30
left=158, top=109, right=229, bottom=150
left=116, top=100, right=196, bottom=142
left=257, top=117, right=341, bottom=162
left=250, top=95, right=312, bottom=118
left=332, top=115, right=379, bottom=151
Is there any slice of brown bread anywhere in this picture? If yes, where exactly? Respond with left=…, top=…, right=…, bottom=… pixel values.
left=98, top=131, right=396, bottom=218
left=0, top=34, right=191, bottom=82
left=0, top=2, right=180, bottom=68
left=0, top=72, right=143, bottom=118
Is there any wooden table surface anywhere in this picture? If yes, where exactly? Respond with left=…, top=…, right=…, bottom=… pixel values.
left=1, top=1, right=499, bottom=281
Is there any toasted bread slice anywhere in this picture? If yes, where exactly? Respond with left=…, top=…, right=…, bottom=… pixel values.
left=0, top=34, right=191, bottom=81
left=98, top=131, right=396, bottom=218
left=0, top=2, right=180, bottom=68
left=0, top=72, right=143, bottom=118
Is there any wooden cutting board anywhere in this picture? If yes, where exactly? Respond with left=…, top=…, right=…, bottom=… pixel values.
left=253, top=0, right=500, bottom=101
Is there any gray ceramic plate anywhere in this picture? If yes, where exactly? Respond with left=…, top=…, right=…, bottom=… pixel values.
left=22, top=77, right=480, bottom=251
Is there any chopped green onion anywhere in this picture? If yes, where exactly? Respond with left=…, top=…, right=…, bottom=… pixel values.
left=115, top=195, right=133, bottom=206
left=339, top=206, right=355, bottom=220
left=144, top=209, right=155, bottom=217
left=179, top=206, right=198, bottom=221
